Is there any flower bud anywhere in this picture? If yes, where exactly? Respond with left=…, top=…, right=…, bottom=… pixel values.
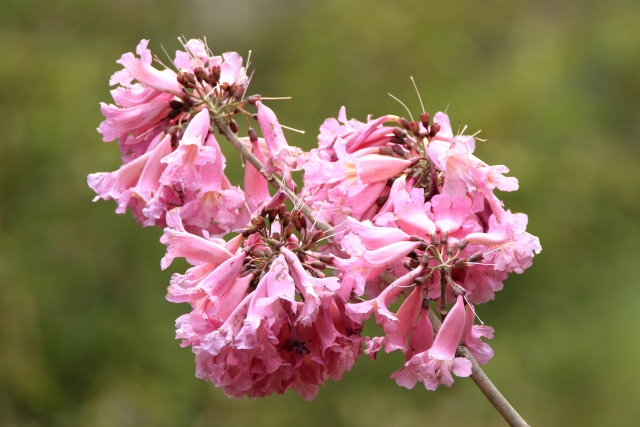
left=248, top=128, right=258, bottom=143
left=251, top=216, right=265, bottom=229
left=393, top=127, right=408, bottom=139
left=309, top=261, right=327, bottom=270
left=409, top=121, right=420, bottom=136
left=440, top=232, right=449, bottom=246
left=284, top=222, right=295, bottom=238
left=446, top=244, right=454, bottom=258
left=177, top=72, right=196, bottom=88
left=420, top=112, right=430, bottom=127
left=282, top=212, right=292, bottom=228
left=468, top=252, right=484, bottom=263
left=379, top=146, right=394, bottom=156
left=399, top=117, right=412, bottom=130
left=390, top=135, right=406, bottom=145
left=421, top=252, right=430, bottom=265
left=392, top=144, right=408, bottom=158
left=168, top=109, right=183, bottom=120
left=429, top=123, right=441, bottom=138
left=169, top=100, right=185, bottom=109
left=452, top=283, right=467, bottom=296
left=318, top=255, right=334, bottom=265
left=209, top=65, right=221, bottom=84
left=252, top=249, right=265, bottom=258
left=194, top=67, right=206, bottom=82
left=234, top=86, right=245, bottom=100
left=246, top=94, right=262, bottom=105
left=229, top=119, right=239, bottom=134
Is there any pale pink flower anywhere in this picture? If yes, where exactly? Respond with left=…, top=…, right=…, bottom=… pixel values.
left=165, top=198, right=362, bottom=400
left=345, top=266, right=424, bottom=331
left=462, top=303, right=494, bottom=365
left=391, top=296, right=472, bottom=390
left=335, top=240, right=421, bottom=295
left=114, top=39, right=181, bottom=95
left=160, top=209, right=234, bottom=270
left=243, top=138, right=271, bottom=214
left=381, top=285, right=423, bottom=357
left=91, top=39, right=250, bottom=236
left=256, top=101, right=304, bottom=183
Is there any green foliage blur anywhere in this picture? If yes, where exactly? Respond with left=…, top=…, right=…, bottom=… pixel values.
left=1, top=0, right=639, bottom=425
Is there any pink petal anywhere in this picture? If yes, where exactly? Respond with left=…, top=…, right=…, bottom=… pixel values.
left=384, top=285, right=422, bottom=356
left=428, top=295, right=466, bottom=360
left=160, top=209, right=233, bottom=269
left=346, top=218, right=410, bottom=249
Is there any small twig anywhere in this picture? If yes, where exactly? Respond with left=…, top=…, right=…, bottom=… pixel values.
left=427, top=310, right=531, bottom=427
left=212, top=116, right=332, bottom=233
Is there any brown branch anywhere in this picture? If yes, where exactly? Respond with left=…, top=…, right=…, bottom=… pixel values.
left=428, top=310, right=531, bottom=427
left=213, top=116, right=332, bottom=233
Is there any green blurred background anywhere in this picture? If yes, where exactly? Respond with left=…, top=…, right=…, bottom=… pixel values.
left=1, top=0, right=639, bottom=426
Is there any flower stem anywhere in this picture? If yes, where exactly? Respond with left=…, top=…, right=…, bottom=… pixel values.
left=428, top=310, right=531, bottom=427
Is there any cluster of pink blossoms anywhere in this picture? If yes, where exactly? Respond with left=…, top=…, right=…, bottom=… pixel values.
left=89, top=38, right=541, bottom=400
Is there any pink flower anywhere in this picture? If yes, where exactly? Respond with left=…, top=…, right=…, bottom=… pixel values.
left=256, top=101, right=304, bottom=183
left=90, top=39, right=250, bottom=236
left=335, top=239, right=421, bottom=295
left=382, top=285, right=423, bottom=357
left=98, top=93, right=173, bottom=146
left=466, top=211, right=542, bottom=274
left=345, top=266, right=424, bottom=331
left=391, top=296, right=472, bottom=390
left=303, top=110, right=410, bottom=239
left=165, top=199, right=363, bottom=400
left=189, top=253, right=360, bottom=400
left=462, top=303, right=494, bottom=365
left=114, top=39, right=181, bottom=95
left=160, top=209, right=234, bottom=270
left=243, top=138, right=271, bottom=214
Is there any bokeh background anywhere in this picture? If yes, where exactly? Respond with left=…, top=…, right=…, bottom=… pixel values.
left=1, top=0, right=639, bottom=426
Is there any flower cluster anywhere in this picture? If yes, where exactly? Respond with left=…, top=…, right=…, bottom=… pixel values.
left=89, top=38, right=540, bottom=399
left=162, top=199, right=361, bottom=400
